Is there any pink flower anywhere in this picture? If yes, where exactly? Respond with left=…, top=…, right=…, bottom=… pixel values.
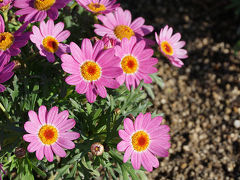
left=94, top=7, right=153, bottom=42
left=0, top=0, right=13, bottom=11
left=0, top=15, right=30, bottom=59
left=30, top=19, right=70, bottom=63
left=61, top=38, right=122, bottom=103
left=101, top=35, right=117, bottom=49
left=117, top=113, right=171, bottom=172
left=76, top=0, right=120, bottom=14
left=0, top=58, right=14, bottom=92
left=155, top=25, right=188, bottom=68
left=114, top=36, right=158, bottom=90
left=23, top=106, right=80, bottom=162
left=14, top=0, right=71, bottom=23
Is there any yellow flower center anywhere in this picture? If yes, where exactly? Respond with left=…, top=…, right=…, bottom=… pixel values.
left=42, top=36, right=59, bottom=53
left=114, top=25, right=135, bottom=40
left=87, top=3, right=106, bottom=13
left=34, top=0, right=56, bottom=11
left=121, top=55, right=138, bottom=74
left=80, top=61, right=102, bottom=82
left=161, top=41, right=173, bottom=56
left=38, top=125, right=58, bottom=145
left=0, top=32, right=14, bottom=51
left=131, top=130, right=150, bottom=152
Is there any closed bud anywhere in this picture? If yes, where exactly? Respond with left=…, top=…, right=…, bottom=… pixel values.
left=91, top=142, right=104, bottom=156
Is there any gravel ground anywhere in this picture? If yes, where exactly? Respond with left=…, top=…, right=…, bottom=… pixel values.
left=119, top=0, right=240, bottom=179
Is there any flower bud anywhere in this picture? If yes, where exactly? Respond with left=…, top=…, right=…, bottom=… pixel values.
left=102, top=35, right=116, bottom=49
left=91, top=142, right=104, bottom=156
left=15, top=147, right=26, bottom=159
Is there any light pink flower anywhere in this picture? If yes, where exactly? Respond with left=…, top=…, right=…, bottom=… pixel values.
left=23, top=106, right=80, bottom=162
left=30, top=19, right=70, bottom=63
left=61, top=38, right=122, bottom=103
left=155, top=25, right=188, bottom=67
left=117, top=113, right=171, bottom=172
left=0, top=15, right=30, bottom=59
left=114, top=36, right=158, bottom=90
left=14, top=0, right=71, bottom=23
left=94, top=7, right=153, bottom=42
left=76, top=0, right=120, bottom=14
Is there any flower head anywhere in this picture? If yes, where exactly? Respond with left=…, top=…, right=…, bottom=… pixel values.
left=30, top=19, right=70, bottom=63
left=0, top=58, right=14, bottom=92
left=76, top=0, right=119, bottom=14
left=114, top=36, right=158, bottom=90
left=94, top=7, right=154, bottom=42
left=117, top=113, right=171, bottom=172
left=0, top=0, right=12, bottom=11
left=14, top=0, right=71, bottom=23
left=155, top=25, right=188, bottom=67
left=61, top=38, right=122, bottom=103
left=91, top=142, right=104, bottom=156
left=0, top=15, right=30, bottom=58
left=23, top=106, right=80, bottom=162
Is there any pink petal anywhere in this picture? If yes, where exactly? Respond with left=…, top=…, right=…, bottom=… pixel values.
left=47, top=106, right=58, bottom=125
left=47, top=7, right=58, bottom=20
left=81, top=38, right=93, bottom=60
left=57, top=119, right=76, bottom=132
left=123, top=146, right=133, bottom=163
left=44, top=146, right=54, bottom=162
left=52, top=110, right=69, bottom=127
left=119, top=130, right=130, bottom=141
left=69, top=42, right=84, bottom=64
left=23, top=134, right=38, bottom=142
left=75, top=81, right=88, bottom=94
left=134, top=113, right=144, bottom=131
left=117, top=140, right=129, bottom=152
left=27, top=141, right=41, bottom=153
left=149, top=142, right=169, bottom=157
left=59, top=132, right=80, bottom=140
left=36, top=145, right=44, bottom=160
left=56, top=30, right=70, bottom=42
left=131, top=151, right=141, bottom=170
left=38, top=105, right=47, bottom=125
left=86, top=84, right=97, bottom=103
left=51, top=143, right=67, bottom=157
left=95, top=81, right=107, bottom=98
left=53, top=22, right=64, bottom=37
left=123, top=118, right=135, bottom=135
left=24, top=121, right=40, bottom=134
left=65, top=74, right=82, bottom=85
left=57, top=137, right=75, bottom=149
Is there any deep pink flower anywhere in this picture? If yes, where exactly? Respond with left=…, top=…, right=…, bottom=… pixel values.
left=0, top=15, right=30, bottom=59
left=117, top=113, right=171, bottom=172
left=14, top=0, right=71, bottom=23
left=0, top=59, right=14, bottom=92
left=94, top=7, right=154, bottom=42
left=76, top=0, right=120, bottom=14
left=114, top=36, right=158, bottom=90
left=155, top=25, right=188, bottom=67
left=0, top=0, right=13, bottom=11
left=30, top=19, right=70, bottom=63
left=23, top=106, right=80, bottom=162
left=61, top=38, right=122, bottom=103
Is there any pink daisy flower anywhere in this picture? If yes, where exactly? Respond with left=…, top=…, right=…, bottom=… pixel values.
left=0, top=59, right=14, bottom=92
left=61, top=38, right=122, bottom=103
left=155, top=25, right=188, bottom=68
left=117, top=113, right=171, bottom=172
left=30, top=19, right=70, bottom=63
left=14, top=0, right=71, bottom=23
left=114, top=36, right=158, bottom=90
left=23, top=106, right=80, bottom=162
left=0, top=0, right=13, bottom=11
left=0, top=15, right=30, bottom=59
left=94, top=7, right=154, bottom=42
left=76, top=0, right=120, bottom=14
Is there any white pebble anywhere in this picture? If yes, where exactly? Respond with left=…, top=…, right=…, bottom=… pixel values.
left=234, top=120, right=240, bottom=128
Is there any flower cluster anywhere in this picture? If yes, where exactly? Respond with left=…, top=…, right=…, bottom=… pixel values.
left=0, top=0, right=188, bottom=176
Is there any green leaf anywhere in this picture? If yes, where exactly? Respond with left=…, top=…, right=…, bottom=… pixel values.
left=27, top=158, right=47, bottom=178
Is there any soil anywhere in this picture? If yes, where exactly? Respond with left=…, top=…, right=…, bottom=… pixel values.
left=119, top=0, right=240, bottom=179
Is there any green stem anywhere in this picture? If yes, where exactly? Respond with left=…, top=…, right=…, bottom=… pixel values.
left=2, top=10, right=9, bottom=31
left=0, top=102, right=13, bottom=123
